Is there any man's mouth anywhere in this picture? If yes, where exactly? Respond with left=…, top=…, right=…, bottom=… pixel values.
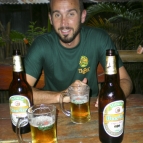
left=59, top=27, right=72, bottom=35
left=61, top=29, right=71, bottom=35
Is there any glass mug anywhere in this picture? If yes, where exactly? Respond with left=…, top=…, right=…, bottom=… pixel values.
left=60, top=84, right=91, bottom=124
left=16, top=104, right=57, bottom=143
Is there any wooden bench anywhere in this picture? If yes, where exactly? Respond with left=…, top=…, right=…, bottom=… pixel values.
left=0, top=63, right=104, bottom=90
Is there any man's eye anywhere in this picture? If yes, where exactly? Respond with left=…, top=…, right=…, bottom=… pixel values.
left=68, top=12, right=75, bottom=17
left=54, top=13, right=60, bottom=18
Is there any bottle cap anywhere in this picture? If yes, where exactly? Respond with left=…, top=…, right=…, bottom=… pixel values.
left=106, top=49, right=115, bottom=56
left=13, top=49, right=21, bottom=55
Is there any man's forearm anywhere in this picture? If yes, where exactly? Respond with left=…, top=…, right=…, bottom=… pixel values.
left=32, top=88, right=61, bottom=104
left=120, top=78, right=133, bottom=97
left=30, top=79, right=87, bottom=104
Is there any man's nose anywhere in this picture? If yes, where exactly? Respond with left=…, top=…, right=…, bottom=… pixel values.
left=61, top=16, right=68, bottom=27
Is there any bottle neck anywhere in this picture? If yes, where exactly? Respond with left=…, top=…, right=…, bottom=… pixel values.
left=105, top=55, right=118, bottom=82
left=12, top=55, right=25, bottom=79
left=105, top=74, right=118, bottom=83
left=12, top=72, right=25, bottom=80
left=13, top=55, right=23, bottom=72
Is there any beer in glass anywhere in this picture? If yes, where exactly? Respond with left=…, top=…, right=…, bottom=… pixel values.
left=71, top=95, right=90, bottom=123
left=30, top=116, right=57, bottom=143
left=16, top=104, right=57, bottom=143
left=60, top=84, right=91, bottom=124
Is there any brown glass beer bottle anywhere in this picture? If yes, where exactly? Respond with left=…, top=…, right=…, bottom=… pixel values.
left=9, top=49, right=33, bottom=134
left=98, top=49, right=126, bottom=143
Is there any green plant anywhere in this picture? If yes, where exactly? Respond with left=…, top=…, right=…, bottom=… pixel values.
left=10, top=30, right=25, bottom=42
left=26, top=21, right=47, bottom=45
left=85, top=0, right=143, bottom=50
left=0, top=21, right=26, bottom=47
left=85, top=1, right=143, bottom=94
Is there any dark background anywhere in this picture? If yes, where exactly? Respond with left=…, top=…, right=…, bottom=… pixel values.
left=0, top=4, right=49, bottom=34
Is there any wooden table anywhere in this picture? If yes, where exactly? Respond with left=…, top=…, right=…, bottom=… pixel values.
left=0, top=94, right=143, bottom=143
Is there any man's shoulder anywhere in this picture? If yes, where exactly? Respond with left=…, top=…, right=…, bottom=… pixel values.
left=82, top=25, right=105, bottom=32
left=34, top=30, right=57, bottom=43
left=82, top=25, right=106, bottom=33
left=81, top=25, right=109, bottom=40
left=29, top=30, right=58, bottom=52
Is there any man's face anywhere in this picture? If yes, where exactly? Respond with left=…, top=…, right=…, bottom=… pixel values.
left=49, top=0, right=86, bottom=44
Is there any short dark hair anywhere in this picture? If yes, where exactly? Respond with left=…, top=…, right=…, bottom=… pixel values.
left=79, top=0, right=84, bottom=12
left=49, top=0, right=84, bottom=14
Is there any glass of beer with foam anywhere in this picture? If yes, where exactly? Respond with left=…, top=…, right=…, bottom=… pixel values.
left=16, top=104, right=57, bottom=143
left=60, top=84, right=91, bottom=124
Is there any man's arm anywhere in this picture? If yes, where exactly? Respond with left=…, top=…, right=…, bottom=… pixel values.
left=118, top=66, right=133, bottom=97
left=26, top=74, right=63, bottom=104
left=95, top=66, right=133, bottom=107
left=26, top=74, right=88, bottom=104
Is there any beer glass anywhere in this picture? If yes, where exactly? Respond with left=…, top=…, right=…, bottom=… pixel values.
left=16, top=104, right=57, bottom=143
left=60, top=84, right=91, bottom=124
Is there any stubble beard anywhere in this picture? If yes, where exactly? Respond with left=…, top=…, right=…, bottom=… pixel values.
left=54, top=23, right=81, bottom=44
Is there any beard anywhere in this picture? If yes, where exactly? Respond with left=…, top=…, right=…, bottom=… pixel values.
left=53, top=23, right=81, bottom=43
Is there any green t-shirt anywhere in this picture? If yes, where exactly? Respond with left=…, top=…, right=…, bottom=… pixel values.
left=24, top=26, right=123, bottom=97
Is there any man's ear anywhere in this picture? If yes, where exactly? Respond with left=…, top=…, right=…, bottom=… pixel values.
left=81, top=10, right=87, bottom=23
left=48, top=13, right=53, bottom=25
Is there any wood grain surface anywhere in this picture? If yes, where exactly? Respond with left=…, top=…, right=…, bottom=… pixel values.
left=0, top=94, right=143, bottom=143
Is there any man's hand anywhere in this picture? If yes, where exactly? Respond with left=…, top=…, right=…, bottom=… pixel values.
left=71, top=78, right=88, bottom=86
left=63, top=78, right=88, bottom=103
left=69, top=78, right=100, bottom=108
left=95, top=98, right=98, bottom=107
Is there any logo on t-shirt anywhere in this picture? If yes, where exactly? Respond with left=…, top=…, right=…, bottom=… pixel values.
left=79, top=56, right=88, bottom=67
left=78, top=56, right=90, bottom=74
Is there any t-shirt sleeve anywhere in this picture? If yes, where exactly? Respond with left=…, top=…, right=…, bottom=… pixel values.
left=24, top=37, right=46, bottom=79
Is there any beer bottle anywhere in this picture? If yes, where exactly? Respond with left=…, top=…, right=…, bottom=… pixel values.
left=9, top=49, right=33, bottom=134
left=98, top=49, right=126, bottom=143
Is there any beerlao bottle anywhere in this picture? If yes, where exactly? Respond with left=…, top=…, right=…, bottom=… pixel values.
left=9, top=49, right=33, bottom=134
left=98, top=49, right=126, bottom=143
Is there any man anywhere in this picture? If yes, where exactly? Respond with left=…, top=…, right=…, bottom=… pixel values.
left=24, top=0, right=133, bottom=106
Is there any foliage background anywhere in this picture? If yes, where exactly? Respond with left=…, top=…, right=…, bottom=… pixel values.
left=84, top=0, right=143, bottom=94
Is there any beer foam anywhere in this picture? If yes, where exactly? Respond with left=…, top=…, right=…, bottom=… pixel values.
left=71, top=95, right=88, bottom=104
left=29, top=116, right=54, bottom=127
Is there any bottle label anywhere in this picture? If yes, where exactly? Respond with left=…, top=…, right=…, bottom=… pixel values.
left=105, top=56, right=117, bottom=75
left=103, top=100, right=124, bottom=137
left=9, top=95, right=30, bottom=127
left=13, top=55, right=23, bottom=72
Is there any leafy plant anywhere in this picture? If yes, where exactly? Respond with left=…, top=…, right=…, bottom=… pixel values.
left=26, top=21, right=47, bottom=45
left=0, top=21, right=26, bottom=48
left=10, top=30, right=25, bottom=42
left=85, top=0, right=143, bottom=50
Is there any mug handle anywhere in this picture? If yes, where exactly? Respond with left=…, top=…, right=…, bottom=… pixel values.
left=60, top=92, right=70, bottom=116
left=16, top=117, right=28, bottom=143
